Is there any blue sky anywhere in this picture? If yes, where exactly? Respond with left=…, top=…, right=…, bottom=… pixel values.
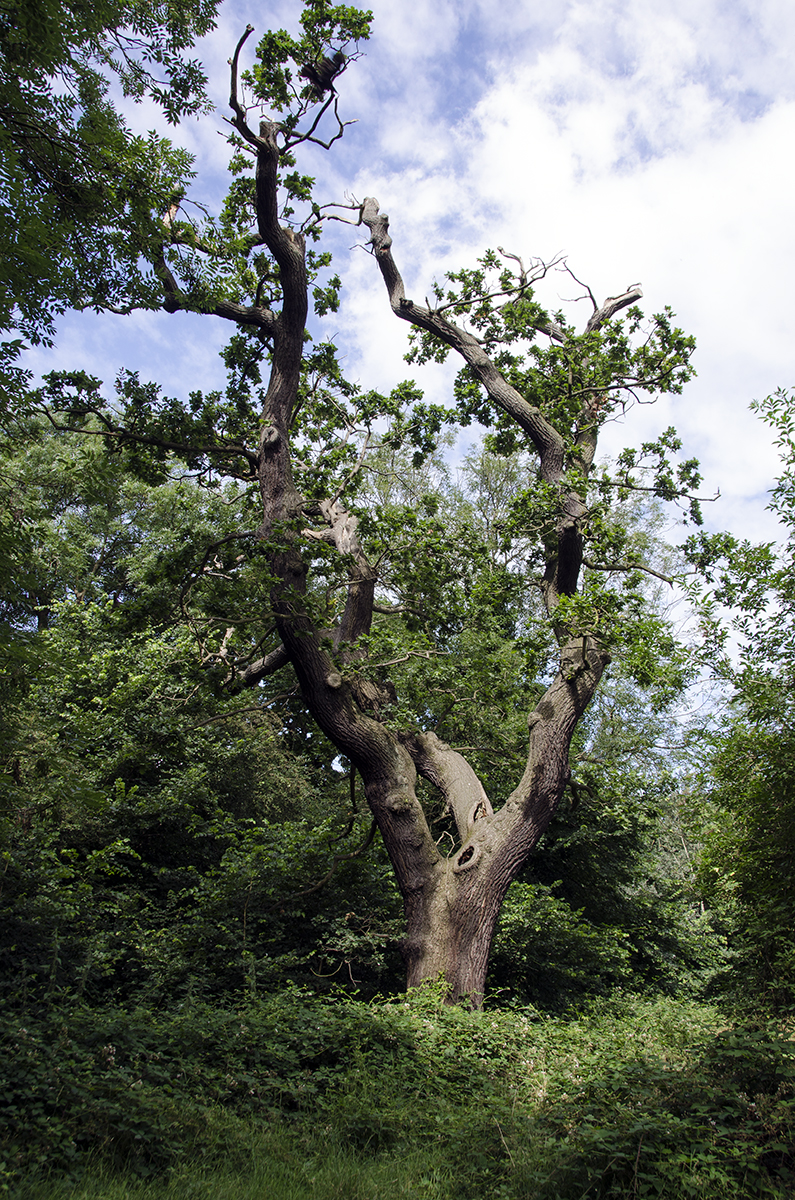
left=28, top=0, right=795, bottom=543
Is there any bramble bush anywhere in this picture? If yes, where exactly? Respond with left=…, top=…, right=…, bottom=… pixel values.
left=3, top=989, right=793, bottom=1199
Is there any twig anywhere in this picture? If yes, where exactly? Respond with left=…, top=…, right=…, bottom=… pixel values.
left=495, top=1119, right=516, bottom=1169
left=582, top=556, right=674, bottom=585
left=371, top=649, right=447, bottom=668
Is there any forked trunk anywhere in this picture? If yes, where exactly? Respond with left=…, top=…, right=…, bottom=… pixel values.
left=402, top=864, right=507, bottom=1005
left=163, top=41, right=646, bottom=1017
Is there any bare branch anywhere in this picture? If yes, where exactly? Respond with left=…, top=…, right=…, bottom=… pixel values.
left=285, top=90, right=341, bottom=149
left=228, top=25, right=260, bottom=149
left=582, top=555, right=674, bottom=585
left=330, top=430, right=370, bottom=505
left=360, top=197, right=567, bottom=482
left=612, top=474, right=720, bottom=504
left=562, top=264, right=598, bottom=311
left=586, top=283, right=644, bottom=333
left=400, top=730, right=494, bottom=843
left=370, top=649, right=447, bottom=669
left=234, top=644, right=291, bottom=687
left=432, top=253, right=564, bottom=319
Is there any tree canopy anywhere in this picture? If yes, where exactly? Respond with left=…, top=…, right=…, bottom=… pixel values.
left=0, top=0, right=219, bottom=360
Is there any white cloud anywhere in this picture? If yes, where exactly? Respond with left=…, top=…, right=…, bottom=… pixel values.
left=29, top=0, right=795, bottom=548
left=330, top=0, right=795, bottom=542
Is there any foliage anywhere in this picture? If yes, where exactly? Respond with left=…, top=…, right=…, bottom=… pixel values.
left=410, top=251, right=695, bottom=467
left=0, top=418, right=404, bottom=1005
left=0, top=0, right=220, bottom=421
left=19, top=456, right=381, bottom=1004
left=3, top=990, right=793, bottom=1198
left=2, top=418, right=717, bottom=1014
left=489, top=676, right=728, bottom=1010
left=1, top=1, right=791, bottom=1190
left=689, top=387, right=795, bottom=1011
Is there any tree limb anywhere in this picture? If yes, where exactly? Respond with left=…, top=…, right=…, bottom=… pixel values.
left=582, top=555, right=674, bottom=585
left=234, top=643, right=291, bottom=687
left=228, top=26, right=260, bottom=150
left=585, top=284, right=643, bottom=333
left=400, top=730, right=494, bottom=843
left=360, top=198, right=567, bottom=483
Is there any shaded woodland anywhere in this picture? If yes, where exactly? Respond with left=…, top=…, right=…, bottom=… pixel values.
left=1, top=2, right=793, bottom=1195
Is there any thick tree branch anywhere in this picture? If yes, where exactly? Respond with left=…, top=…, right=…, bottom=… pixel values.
left=400, top=730, right=494, bottom=844
left=220, top=67, right=445, bottom=911
left=361, top=198, right=566, bottom=484
left=360, top=197, right=599, bottom=623
left=231, top=644, right=291, bottom=688
left=585, top=284, right=643, bottom=332
left=481, top=635, right=609, bottom=878
left=211, top=298, right=279, bottom=336
left=316, top=498, right=377, bottom=650
left=228, top=26, right=259, bottom=149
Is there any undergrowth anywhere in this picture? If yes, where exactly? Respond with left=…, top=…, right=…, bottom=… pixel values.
left=3, top=989, right=793, bottom=1199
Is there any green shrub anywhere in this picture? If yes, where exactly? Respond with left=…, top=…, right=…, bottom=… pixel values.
left=3, top=992, right=792, bottom=1199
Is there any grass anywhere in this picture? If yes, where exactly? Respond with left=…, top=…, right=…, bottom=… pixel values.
left=17, top=1144, right=459, bottom=1200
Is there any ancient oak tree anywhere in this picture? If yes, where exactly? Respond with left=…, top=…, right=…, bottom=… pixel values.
left=45, top=6, right=699, bottom=1003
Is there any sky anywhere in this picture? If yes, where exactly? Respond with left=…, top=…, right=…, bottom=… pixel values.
left=28, top=0, right=795, bottom=545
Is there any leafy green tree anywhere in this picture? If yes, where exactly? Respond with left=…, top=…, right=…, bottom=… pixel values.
left=491, top=683, right=726, bottom=1010
left=0, top=417, right=345, bottom=1004
left=0, top=0, right=219, bottom=372
left=691, top=386, right=795, bottom=1010
left=34, top=1, right=705, bottom=1005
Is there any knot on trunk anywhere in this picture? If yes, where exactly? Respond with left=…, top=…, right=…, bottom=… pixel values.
left=453, top=843, right=481, bottom=873
left=528, top=699, right=555, bottom=728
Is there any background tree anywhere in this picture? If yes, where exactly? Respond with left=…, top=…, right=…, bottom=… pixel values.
left=689, top=386, right=795, bottom=1011
left=0, top=0, right=220, bottom=415
left=36, top=1, right=707, bottom=1004
left=0, top=411, right=391, bottom=1004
